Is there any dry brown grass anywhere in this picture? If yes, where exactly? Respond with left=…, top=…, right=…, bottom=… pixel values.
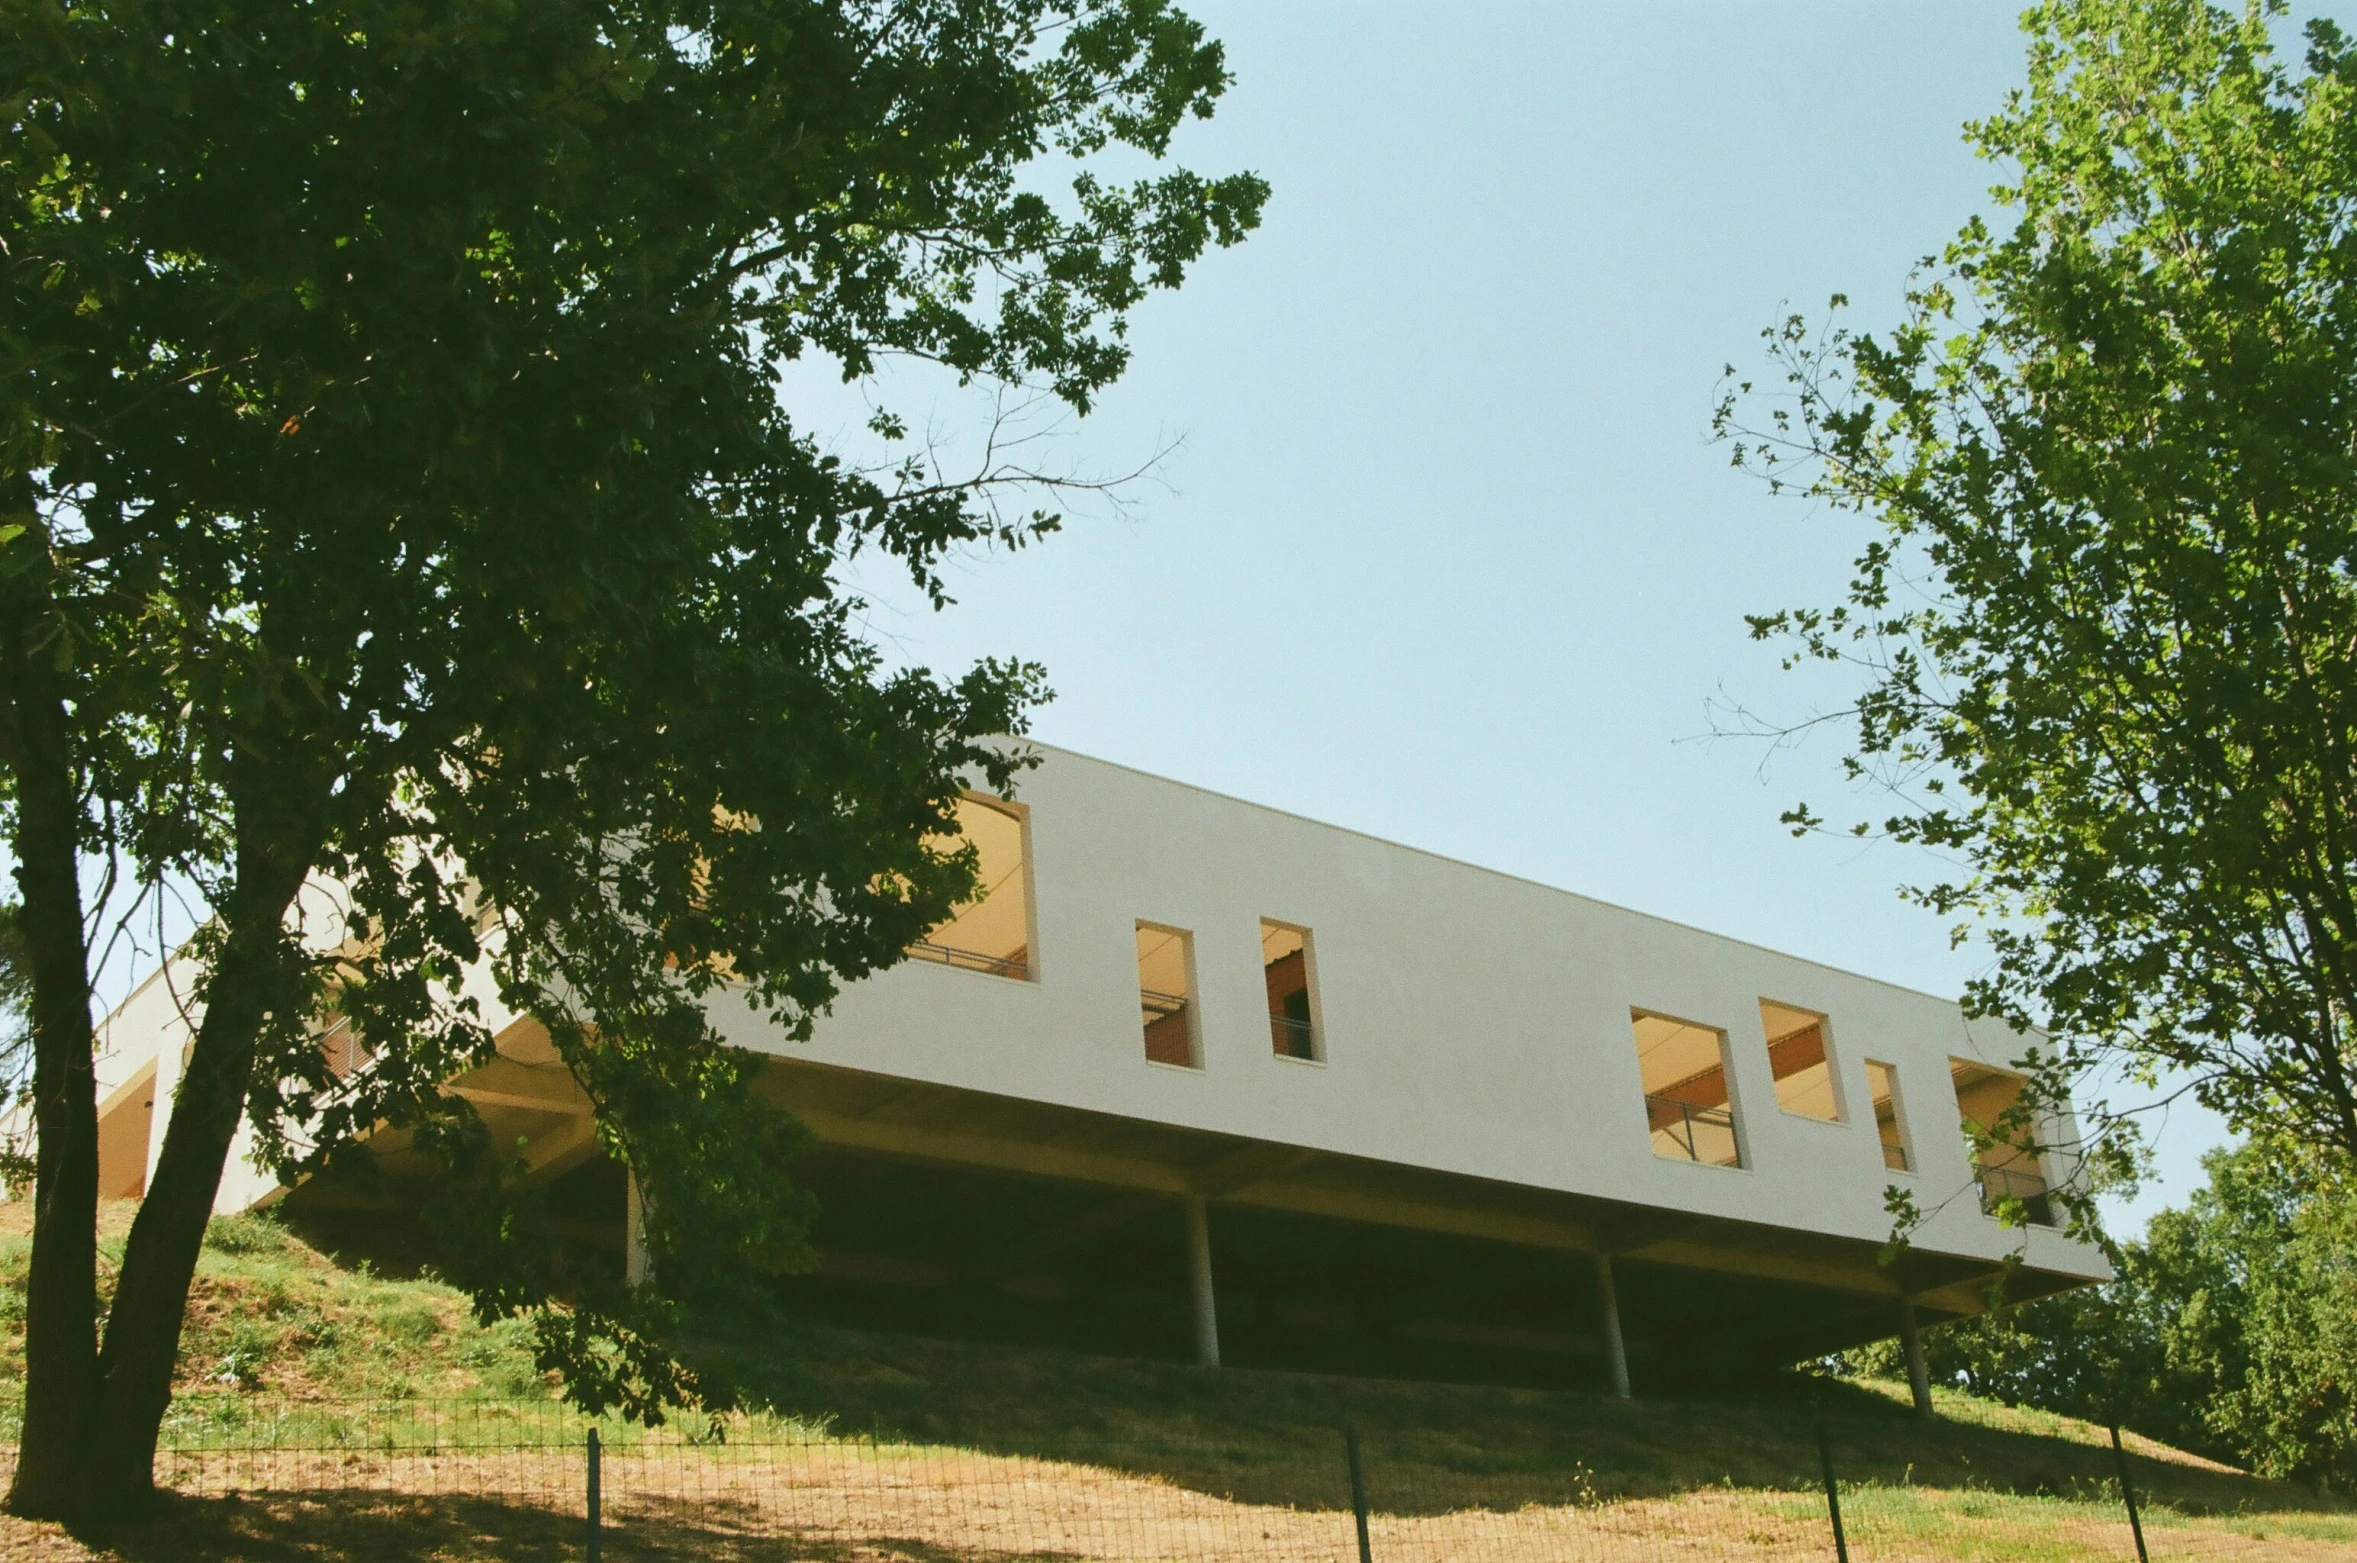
left=1, top=1445, right=2349, bottom=1563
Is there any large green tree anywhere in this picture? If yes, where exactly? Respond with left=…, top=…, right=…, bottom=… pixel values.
left=0, top=0, right=1262, bottom=1518
left=1844, top=1135, right=2357, bottom=1488
left=1717, top=0, right=2357, bottom=1208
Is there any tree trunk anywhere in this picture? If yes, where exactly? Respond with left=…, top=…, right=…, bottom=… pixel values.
left=0, top=535, right=102, bottom=1521
left=82, top=759, right=322, bottom=1510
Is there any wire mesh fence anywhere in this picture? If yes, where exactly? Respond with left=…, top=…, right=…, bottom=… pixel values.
left=2, top=1397, right=2350, bottom=1560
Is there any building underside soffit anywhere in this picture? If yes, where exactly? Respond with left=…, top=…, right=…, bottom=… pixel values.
left=321, top=1038, right=2088, bottom=1322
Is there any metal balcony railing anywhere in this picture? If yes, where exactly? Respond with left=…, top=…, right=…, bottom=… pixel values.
left=1269, top=1013, right=1315, bottom=1060
left=905, top=939, right=1029, bottom=980
left=1645, top=1093, right=1741, bottom=1167
left=1139, top=988, right=1193, bottom=1066
left=1139, top=988, right=1189, bottom=1022
left=1975, top=1163, right=2057, bottom=1227
left=319, top=1014, right=371, bottom=1081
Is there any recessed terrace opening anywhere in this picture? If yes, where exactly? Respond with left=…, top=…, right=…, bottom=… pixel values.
left=1866, top=1059, right=1912, bottom=1171
left=1951, top=1060, right=2054, bottom=1225
left=908, top=794, right=1032, bottom=980
left=95, top=1064, right=155, bottom=1201
left=1137, top=923, right=1200, bottom=1068
left=1760, top=999, right=1840, bottom=1121
left=1632, top=1011, right=1742, bottom=1167
left=1261, top=921, right=1318, bottom=1060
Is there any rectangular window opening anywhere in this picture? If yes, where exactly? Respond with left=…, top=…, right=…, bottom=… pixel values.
left=319, top=1012, right=372, bottom=1081
left=1261, top=920, right=1319, bottom=1060
left=1951, top=1060, right=2054, bottom=1225
left=1866, top=1059, right=1911, bottom=1171
left=1138, top=923, right=1200, bottom=1068
left=1760, top=999, right=1841, bottom=1121
left=1632, top=1010, right=1743, bottom=1167
left=908, top=794, right=1033, bottom=981
left=95, top=1062, right=157, bottom=1201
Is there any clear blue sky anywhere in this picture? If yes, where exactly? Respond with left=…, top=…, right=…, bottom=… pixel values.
left=826, top=1, right=2339, bottom=1236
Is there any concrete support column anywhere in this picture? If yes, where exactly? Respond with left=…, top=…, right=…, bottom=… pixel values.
left=1595, top=1253, right=1631, bottom=1400
left=1900, top=1299, right=1933, bottom=1417
left=143, top=1039, right=186, bottom=1196
left=625, top=1172, right=650, bottom=1288
left=1182, top=1194, right=1220, bottom=1368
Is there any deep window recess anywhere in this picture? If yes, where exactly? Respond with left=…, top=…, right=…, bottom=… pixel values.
left=1760, top=999, right=1840, bottom=1121
left=1261, top=921, right=1318, bottom=1060
left=1137, top=924, right=1200, bottom=1068
left=1632, top=1011, right=1743, bottom=1167
left=907, top=794, right=1033, bottom=980
left=1950, top=1060, right=2054, bottom=1225
left=1866, top=1060, right=1912, bottom=1171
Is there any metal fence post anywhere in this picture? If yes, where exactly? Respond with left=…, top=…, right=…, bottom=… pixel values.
left=1345, top=1423, right=1373, bottom=1563
left=1815, top=1418, right=1849, bottom=1563
left=586, top=1425, right=602, bottom=1563
left=2110, top=1423, right=2150, bottom=1563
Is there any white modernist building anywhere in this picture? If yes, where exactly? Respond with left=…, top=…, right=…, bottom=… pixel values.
left=91, top=745, right=2108, bottom=1396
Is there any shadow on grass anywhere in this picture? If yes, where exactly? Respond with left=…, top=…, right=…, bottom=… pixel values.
left=693, top=1317, right=2351, bottom=1521
left=57, top=1488, right=1091, bottom=1563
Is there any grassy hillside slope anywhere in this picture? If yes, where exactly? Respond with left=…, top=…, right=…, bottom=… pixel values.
left=1, top=1202, right=546, bottom=1408
left=0, top=1201, right=2346, bottom=1561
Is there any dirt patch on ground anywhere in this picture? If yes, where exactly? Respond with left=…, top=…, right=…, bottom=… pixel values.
left=0, top=1447, right=2343, bottom=1562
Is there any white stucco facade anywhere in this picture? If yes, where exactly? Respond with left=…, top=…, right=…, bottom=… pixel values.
left=736, top=745, right=2104, bottom=1285
left=86, top=742, right=2108, bottom=1381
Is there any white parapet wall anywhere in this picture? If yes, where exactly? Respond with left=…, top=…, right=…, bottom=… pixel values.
left=85, top=742, right=2109, bottom=1302
left=728, top=745, right=2108, bottom=1288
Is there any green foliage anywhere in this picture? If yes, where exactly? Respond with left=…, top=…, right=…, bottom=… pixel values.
left=1717, top=0, right=2357, bottom=1188
left=1842, top=1136, right=2357, bottom=1489
left=378, top=1301, right=442, bottom=1347
left=0, top=0, right=1262, bottom=1448
left=0, top=902, right=27, bottom=1197
left=0, top=901, right=23, bottom=1059
left=200, top=1213, right=290, bottom=1258
left=0, top=1203, right=535, bottom=1402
